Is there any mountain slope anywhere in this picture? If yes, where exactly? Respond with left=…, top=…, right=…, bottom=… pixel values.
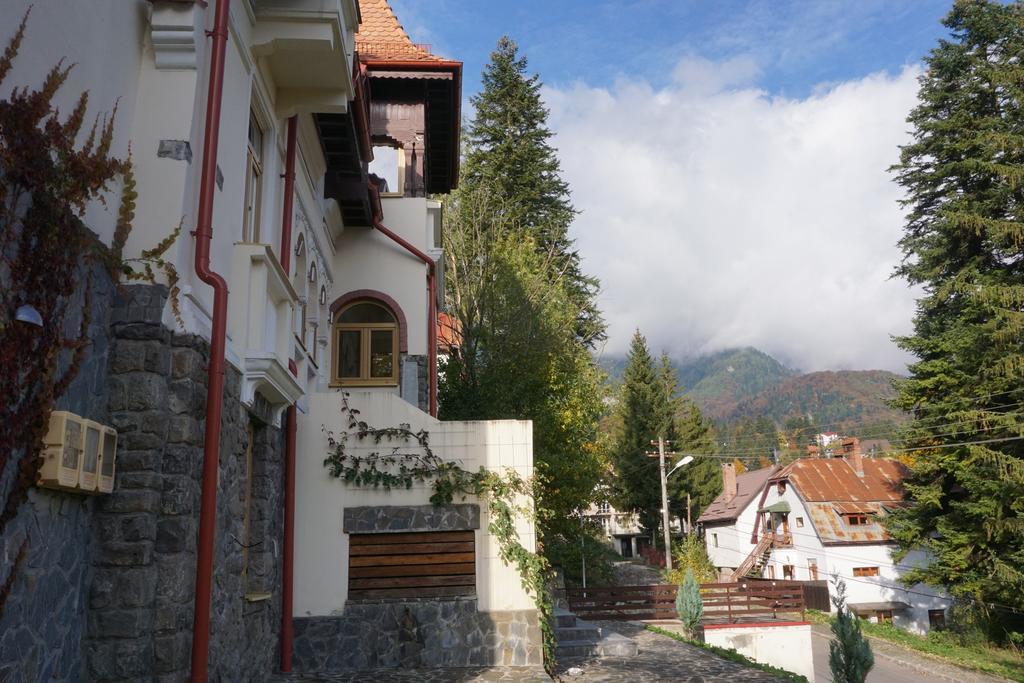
left=728, top=369, right=905, bottom=428
left=680, top=348, right=797, bottom=419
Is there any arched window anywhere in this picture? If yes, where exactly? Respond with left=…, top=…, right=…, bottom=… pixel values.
left=332, top=301, right=398, bottom=386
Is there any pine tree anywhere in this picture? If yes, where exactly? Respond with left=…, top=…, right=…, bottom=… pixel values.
left=884, top=0, right=1024, bottom=635
left=609, top=332, right=665, bottom=535
left=462, top=36, right=604, bottom=346
left=829, top=576, right=874, bottom=683
left=668, top=397, right=721, bottom=523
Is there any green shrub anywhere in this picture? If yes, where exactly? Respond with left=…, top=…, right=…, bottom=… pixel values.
left=676, top=568, right=703, bottom=634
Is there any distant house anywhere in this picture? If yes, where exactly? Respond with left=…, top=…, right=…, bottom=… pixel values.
left=584, top=500, right=653, bottom=559
left=699, top=442, right=951, bottom=634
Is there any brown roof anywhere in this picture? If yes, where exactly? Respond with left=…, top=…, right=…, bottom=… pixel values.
left=356, top=0, right=455, bottom=64
left=776, top=457, right=907, bottom=503
left=698, top=467, right=778, bottom=524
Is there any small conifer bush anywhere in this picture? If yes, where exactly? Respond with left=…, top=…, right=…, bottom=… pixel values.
left=828, top=575, right=874, bottom=683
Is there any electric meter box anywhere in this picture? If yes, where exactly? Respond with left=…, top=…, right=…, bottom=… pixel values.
left=78, top=420, right=102, bottom=492
left=38, top=411, right=85, bottom=490
left=97, top=424, right=117, bottom=494
left=37, top=412, right=118, bottom=494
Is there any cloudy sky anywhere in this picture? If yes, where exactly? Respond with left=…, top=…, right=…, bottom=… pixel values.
left=391, top=0, right=955, bottom=373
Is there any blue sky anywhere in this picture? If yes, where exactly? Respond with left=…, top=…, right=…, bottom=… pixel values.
left=390, top=0, right=952, bottom=98
left=387, top=1, right=960, bottom=372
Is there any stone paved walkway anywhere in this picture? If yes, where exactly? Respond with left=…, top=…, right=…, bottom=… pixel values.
left=274, top=667, right=550, bottom=682
left=554, top=621, right=787, bottom=682
left=273, top=619, right=789, bottom=683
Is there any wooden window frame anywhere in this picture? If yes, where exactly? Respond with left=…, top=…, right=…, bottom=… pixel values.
left=243, top=111, right=263, bottom=243
left=847, top=514, right=869, bottom=526
left=852, top=566, right=880, bottom=577
left=330, top=302, right=399, bottom=387
left=796, top=516, right=804, bottom=528
left=928, top=609, right=946, bottom=630
left=875, top=610, right=893, bottom=624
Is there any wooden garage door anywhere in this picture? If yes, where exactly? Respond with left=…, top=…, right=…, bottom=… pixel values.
left=348, top=530, right=476, bottom=600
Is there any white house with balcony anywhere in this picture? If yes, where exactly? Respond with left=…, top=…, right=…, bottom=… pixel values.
left=699, top=445, right=951, bottom=634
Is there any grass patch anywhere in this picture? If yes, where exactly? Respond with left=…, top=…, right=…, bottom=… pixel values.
left=645, top=624, right=809, bottom=682
left=806, top=610, right=1024, bottom=682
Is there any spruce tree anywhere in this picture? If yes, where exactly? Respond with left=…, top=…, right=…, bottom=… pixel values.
left=462, top=36, right=604, bottom=346
left=676, top=568, right=704, bottom=637
left=609, top=332, right=665, bottom=535
left=885, top=0, right=1024, bottom=634
left=668, top=397, right=721, bottom=523
left=829, top=576, right=874, bottom=683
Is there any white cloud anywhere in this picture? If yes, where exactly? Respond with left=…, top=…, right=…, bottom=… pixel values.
left=543, top=62, right=923, bottom=372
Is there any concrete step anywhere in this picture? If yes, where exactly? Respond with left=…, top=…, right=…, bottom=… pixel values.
left=553, top=608, right=577, bottom=628
left=555, top=625, right=601, bottom=642
left=594, top=630, right=639, bottom=657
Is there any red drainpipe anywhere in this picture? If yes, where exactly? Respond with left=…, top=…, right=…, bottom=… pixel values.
left=367, top=184, right=438, bottom=416
left=280, top=404, right=297, bottom=671
left=191, top=0, right=231, bottom=679
left=278, top=114, right=299, bottom=672
left=279, top=115, right=298, bottom=275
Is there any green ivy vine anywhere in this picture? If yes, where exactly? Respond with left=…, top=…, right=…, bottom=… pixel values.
left=322, top=392, right=557, bottom=671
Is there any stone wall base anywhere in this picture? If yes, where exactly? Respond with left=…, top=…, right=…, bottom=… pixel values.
left=292, top=599, right=541, bottom=670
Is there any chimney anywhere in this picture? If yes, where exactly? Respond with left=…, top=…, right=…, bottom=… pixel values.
left=722, top=462, right=738, bottom=502
left=846, top=438, right=864, bottom=476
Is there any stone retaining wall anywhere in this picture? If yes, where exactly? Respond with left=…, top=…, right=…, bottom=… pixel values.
left=0, top=281, right=287, bottom=682
left=292, top=600, right=542, bottom=670
left=84, top=285, right=286, bottom=682
left=0, top=257, right=115, bottom=683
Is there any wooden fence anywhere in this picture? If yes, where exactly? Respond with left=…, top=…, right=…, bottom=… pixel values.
left=566, top=580, right=812, bottom=622
left=746, top=578, right=830, bottom=612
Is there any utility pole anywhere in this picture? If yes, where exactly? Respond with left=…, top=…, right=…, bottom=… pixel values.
left=647, top=437, right=674, bottom=571
left=687, top=492, right=692, bottom=534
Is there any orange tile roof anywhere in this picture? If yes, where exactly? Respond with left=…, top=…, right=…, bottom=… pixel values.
left=356, top=0, right=455, bottom=64
left=437, top=312, right=461, bottom=349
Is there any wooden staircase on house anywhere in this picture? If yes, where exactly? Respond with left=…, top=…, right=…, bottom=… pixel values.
left=731, top=532, right=775, bottom=582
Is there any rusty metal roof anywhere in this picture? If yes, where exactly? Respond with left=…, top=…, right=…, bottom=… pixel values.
left=775, top=458, right=907, bottom=502
left=776, top=457, right=909, bottom=544
left=698, top=467, right=778, bottom=524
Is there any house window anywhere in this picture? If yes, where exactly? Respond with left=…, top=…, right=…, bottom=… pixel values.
left=853, top=566, right=880, bottom=577
left=712, top=533, right=719, bottom=548
left=875, top=610, right=893, bottom=624
left=928, top=609, right=946, bottom=630
left=847, top=514, right=869, bottom=526
left=348, top=530, right=474, bottom=599
left=597, top=502, right=610, bottom=514
left=783, top=564, right=794, bottom=580
left=332, top=301, right=399, bottom=386
left=369, top=144, right=405, bottom=195
left=777, top=482, right=786, bottom=494
left=243, top=111, right=263, bottom=243
left=796, top=517, right=804, bottom=528
left=807, top=558, right=819, bottom=580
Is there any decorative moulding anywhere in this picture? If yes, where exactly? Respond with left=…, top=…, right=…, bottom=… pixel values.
left=150, top=3, right=199, bottom=70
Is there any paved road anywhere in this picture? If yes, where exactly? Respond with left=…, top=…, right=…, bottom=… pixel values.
left=810, top=624, right=1008, bottom=683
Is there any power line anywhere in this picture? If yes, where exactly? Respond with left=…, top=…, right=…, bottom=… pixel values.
left=713, top=407, right=1024, bottom=456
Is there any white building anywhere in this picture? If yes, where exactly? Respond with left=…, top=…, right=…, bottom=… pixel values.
left=0, top=0, right=540, bottom=677
left=699, top=450, right=951, bottom=634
